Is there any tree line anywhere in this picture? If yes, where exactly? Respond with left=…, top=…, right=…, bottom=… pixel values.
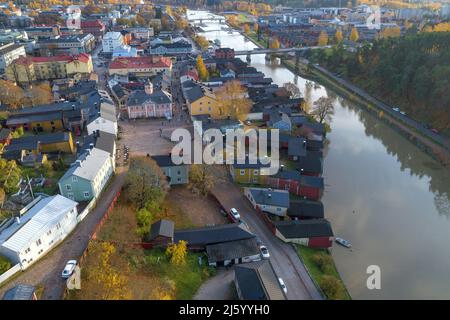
left=308, top=32, right=450, bottom=135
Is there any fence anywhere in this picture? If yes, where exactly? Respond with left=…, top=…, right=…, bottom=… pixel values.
left=0, top=264, right=21, bottom=287
left=77, top=198, right=97, bottom=223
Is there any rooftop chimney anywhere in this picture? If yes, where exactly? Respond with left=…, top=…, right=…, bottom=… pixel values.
left=76, top=159, right=83, bottom=167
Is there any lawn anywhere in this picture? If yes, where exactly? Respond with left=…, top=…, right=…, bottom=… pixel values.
left=296, top=245, right=351, bottom=300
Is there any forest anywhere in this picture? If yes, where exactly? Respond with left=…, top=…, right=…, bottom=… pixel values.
left=307, top=32, right=450, bottom=136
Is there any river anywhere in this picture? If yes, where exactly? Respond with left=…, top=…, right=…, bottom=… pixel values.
left=187, top=10, right=450, bottom=299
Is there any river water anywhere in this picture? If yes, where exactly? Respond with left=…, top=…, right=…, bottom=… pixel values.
left=187, top=10, right=450, bottom=299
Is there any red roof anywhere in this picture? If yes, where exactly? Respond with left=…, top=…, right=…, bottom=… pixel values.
left=109, top=56, right=172, bottom=70
left=15, top=53, right=91, bottom=65
left=81, top=20, right=105, bottom=28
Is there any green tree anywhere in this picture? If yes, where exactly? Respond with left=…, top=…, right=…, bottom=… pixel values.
left=124, top=156, right=169, bottom=209
left=0, top=255, right=11, bottom=274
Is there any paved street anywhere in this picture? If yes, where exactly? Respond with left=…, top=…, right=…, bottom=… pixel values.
left=0, top=169, right=127, bottom=300
left=212, top=177, right=323, bottom=300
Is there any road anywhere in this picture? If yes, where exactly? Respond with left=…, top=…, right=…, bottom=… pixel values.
left=194, top=269, right=235, bottom=300
left=212, top=177, right=323, bottom=300
left=0, top=169, right=127, bottom=300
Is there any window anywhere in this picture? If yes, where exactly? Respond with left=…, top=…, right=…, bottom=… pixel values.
left=72, top=176, right=78, bottom=182
left=65, top=184, right=72, bottom=191
left=56, top=223, right=61, bottom=230
left=47, top=230, right=52, bottom=236
left=277, top=207, right=281, bottom=211
left=177, top=170, right=181, bottom=175
left=240, top=170, right=246, bottom=176
left=84, top=191, right=90, bottom=198
left=253, top=170, right=259, bottom=175
left=36, top=239, right=42, bottom=246
left=25, top=248, right=31, bottom=254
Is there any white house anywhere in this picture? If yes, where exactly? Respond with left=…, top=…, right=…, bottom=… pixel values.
left=87, top=116, right=118, bottom=136
left=244, top=187, right=290, bottom=216
left=0, top=195, right=78, bottom=269
left=0, top=43, right=26, bottom=73
left=102, top=32, right=124, bottom=53
left=58, top=147, right=114, bottom=202
left=112, top=45, right=138, bottom=58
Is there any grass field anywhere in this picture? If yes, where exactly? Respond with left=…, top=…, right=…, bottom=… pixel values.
left=296, top=245, right=351, bottom=300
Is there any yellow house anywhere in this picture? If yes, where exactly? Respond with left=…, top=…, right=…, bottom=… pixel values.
left=229, top=161, right=270, bottom=184
left=184, top=84, right=222, bottom=119
left=6, top=54, right=93, bottom=84
left=6, top=111, right=64, bottom=133
left=4, top=132, right=75, bottom=155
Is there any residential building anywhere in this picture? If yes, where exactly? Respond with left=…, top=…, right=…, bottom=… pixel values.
left=102, top=32, right=124, bottom=53
left=0, top=43, right=26, bottom=73
left=87, top=116, right=118, bottom=137
left=6, top=54, right=93, bottom=84
left=152, top=155, right=189, bottom=185
left=264, top=169, right=324, bottom=200
left=6, top=112, right=65, bottom=133
left=58, top=147, right=114, bottom=202
left=0, top=29, right=28, bottom=43
left=80, top=20, right=106, bottom=39
left=4, top=131, right=75, bottom=156
left=126, top=83, right=173, bottom=119
left=0, top=195, right=78, bottom=269
left=244, top=187, right=290, bottom=216
left=149, top=40, right=192, bottom=55
left=108, top=56, right=172, bottom=77
left=126, top=27, right=154, bottom=40
left=182, top=81, right=221, bottom=118
left=78, top=130, right=116, bottom=171
left=206, top=237, right=261, bottom=267
left=215, top=48, right=235, bottom=59
left=234, top=260, right=286, bottom=300
left=229, top=158, right=271, bottom=184
left=24, top=26, right=60, bottom=39
left=274, top=219, right=334, bottom=248
left=112, top=45, right=138, bottom=58
left=37, top=34, right=95, bottom=55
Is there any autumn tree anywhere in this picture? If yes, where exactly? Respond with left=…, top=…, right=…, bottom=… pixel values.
left=335, top=28, right=343, bottom=43
left=85, top=242, right=131, bottom=300
left=216, top=80, right=252, bottom=120
left=165, top=240, right=188, bottom=266
left=26, top=83, right=53, bottom=107
left=312, top=97, right=334, bottom=124
left=188, top=164, right=215, bottom=196
left=124, top=156, right=169, bottom=209
left=0, top=159, right=21, bottom=194
left=0, top=187, right=5, bottom=208
left=0, top=80, right=25, bottom=109
left=194, top=35, right=209, bottom=51
left=318, top=31, right=328, bottom=46
left=380, top=26, right=401, bottom=39
left=350, top=27, right=359, bottom=42
left=196, top=55, right=209, bottom=81
left=243, top=24, right=250, bottom=34
left=253, top=23, right=259, bottom=34
left=320, top=275, right=344, bottom=300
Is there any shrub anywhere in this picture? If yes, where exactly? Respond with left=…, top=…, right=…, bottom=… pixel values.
left=312, top=252, right=333, bottom=273
left=0, top=255, right=12, bottom=274
left=320, top=275, right=344, bottom=300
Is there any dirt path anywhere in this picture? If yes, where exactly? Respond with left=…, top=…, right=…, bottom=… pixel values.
left=194, top=269, right=235, bottom=300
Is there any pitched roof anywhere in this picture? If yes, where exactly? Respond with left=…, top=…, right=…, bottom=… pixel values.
left=247, top=188, right=290, bottom=208
left=274, top=219, right=333, bottom=239
left=206, top=238, right=259, bottom=263
left=174, top=223, right=254, bottom=246
left=14, top=53, right=91, bottom=65
left=0, top=195, right=78, bottom=253
left=2, top=285, right=35, bottom=300
left=127, top=90, right=172, bottom=106
left=234, top=260, right=286, bottom=300
left=152, top=155, right=182, bottom=167
left=287, top=200, right=324, bottom=219
left=0, top=128, right=11, bottom=140
left=109, top=56, right=172, bottom=70
left=149, top=219, right=174, bottom=240
left=94, top=131, right=116, bottom=155
left=60, top=147, right=110, bottom=182
left=288, top=136, right=307, bottom=157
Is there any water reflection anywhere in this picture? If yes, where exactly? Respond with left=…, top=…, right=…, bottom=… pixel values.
left=189, top=10, right=450, bottom=299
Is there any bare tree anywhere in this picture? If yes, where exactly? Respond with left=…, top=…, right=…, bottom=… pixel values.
left=312, top=97, right=334, bottom=124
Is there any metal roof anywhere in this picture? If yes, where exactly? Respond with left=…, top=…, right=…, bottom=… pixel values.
left=248, top=187, right=290, bottom=208
left=60, top=147, right=111, bottom=182
left=0, top=195, right=78, bottom=253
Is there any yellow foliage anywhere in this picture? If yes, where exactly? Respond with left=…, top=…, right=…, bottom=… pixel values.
left=165, top=240, right=188, bottom=266
left=318, top=31, right=328, bottom=46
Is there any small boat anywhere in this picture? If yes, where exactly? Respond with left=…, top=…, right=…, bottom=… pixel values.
left=335, top=237, right=352, bottom=248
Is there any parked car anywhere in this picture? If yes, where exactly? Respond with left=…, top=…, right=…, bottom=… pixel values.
left=431, top=128, right=439, bottom=134
left=392, top=107, right=400, bottom=112
left=229, top=207, right=241, bottom=221
left=259, top=245, right=270, bottom=259
left=278, top=277, right=287, bottom=294
left=400, top=111, right=406, bottom=116
left=62, top=260, right=77, bottom=279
